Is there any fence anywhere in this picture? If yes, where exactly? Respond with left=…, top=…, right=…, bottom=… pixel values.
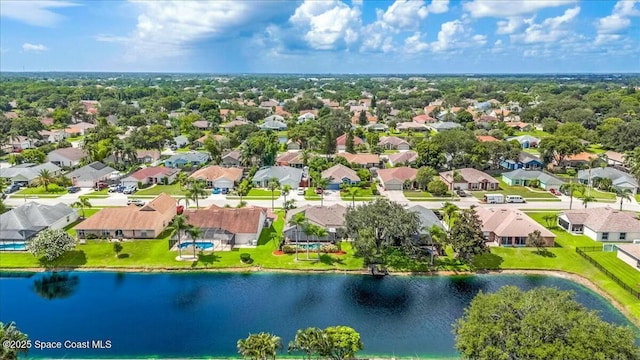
left=576, top=247, right=640, bottom=299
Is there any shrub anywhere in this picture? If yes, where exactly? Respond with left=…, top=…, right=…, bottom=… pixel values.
left=85, top=233, right=98, bottom=240
left=320, top=244, right=340, bottom=253
left=282, top=245, right=297, bottom=254
left=240, top=253, right=252, bottom=263
left=427, top=179, right=448, bottom=196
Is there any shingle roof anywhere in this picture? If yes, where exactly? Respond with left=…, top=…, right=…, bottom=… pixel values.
left=322, top=164, right=360, bottom=182
left=388, top=151, right=418, bottom=164
left=253, top=166, right=303, bottom=184
left=0, top=202, right=77, bottom=241
left=378, top=136, right=409, bottom=147
left=508, top=135, right=540, bottom=144
left=561, top=207, right=640, bottom=233
left=276, top=152, right=303, bottom=164
left=408, top=205, right=444, bottom=231
left=222, top=150, right=242, bottom=161
left=336, top=133, right=364, bottom=146
left=0, top=162, right=62, bottom=181
left=222, top=119, right=250, bottom=129
left=127, top=167, right=179, bottom=180
left=440, top=168, right=498, bottom=184
left=616, top=244, right=640, bottom=261
left=430, top=122, right=462, bottom=130
left=475, top=207, right=555, bottom=238
left=577, top=167, right=638, bottom=188
left=378, top=167, right=418, bottom=183
left=190, top=166, right=242, bottom=182
left=67, top=162, right=115, bottom=182
left=47, top=147, right=87, bottom=162
left=502, top=170, right=565, bottom=186
left=285, top=204, right=347, bottom=229
left=184, top=206, right=267, bottom=234
left=165, top=152, right=210, bottom=164
left=338, top=153, right=379, bottom=165
left=397, top=122, right=428, bottom=130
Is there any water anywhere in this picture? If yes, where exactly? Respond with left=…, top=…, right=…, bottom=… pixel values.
left=0, top=242, right=27, bottom=251
left=0, top=272, right=636, bottom=359
left=178, top=241, right=213, bottom=250
left=297, top=243, right=321, bottom=250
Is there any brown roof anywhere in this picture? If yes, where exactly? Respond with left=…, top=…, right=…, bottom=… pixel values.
left=339, top=153, right=380, bottom=165
left=336, top=133, right=364, bottom=146
left=286, top=204, right=347, bottom=229
left=378, top=136, right=409, bottom=147
left=561, top=207, right=640, bottom=232
left=505, top=121, right=530, bottom=128
left=440, top=168, right=498, bottom=184
left=396, top=122, right=428, bottom=130
left=476, top=207, right=555, bottom=238
left=378, top=167, right=418, bottom=183
left=128, top=167, right=179, bottom=180
left=136, top=149, right=161, bottom=161
left=190, top=166, right=242, bottom=182
left=604, top=151, right=625, bottom=163
left=75, top=193, right=176, bottom=231
left=388, top=151, right=418, bottom=164
left=192, top=120, right=209, bottom=129
left=412, top=114, right=435, bottom=123
left=184, top=206, right=267, bottom=234
left=49, top=147, right=87, bottom=161
left=565, top=152, right=596, bottom=162
left=476, top=135, right=500, bottom=142
left=322, top=164, right=360, bottom=182
left=222, top=119, right=250, bottom=128
left=276, top=152, right=303, bottom=164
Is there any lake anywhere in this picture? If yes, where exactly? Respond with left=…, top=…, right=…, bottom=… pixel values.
left=0, top=272, right=636, bottom=358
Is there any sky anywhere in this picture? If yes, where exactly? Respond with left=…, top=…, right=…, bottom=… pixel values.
left=0, top=0, right=639, bottom=74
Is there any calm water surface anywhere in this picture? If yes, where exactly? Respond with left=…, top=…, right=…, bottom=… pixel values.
left=0, top=272, right=636, bottom=358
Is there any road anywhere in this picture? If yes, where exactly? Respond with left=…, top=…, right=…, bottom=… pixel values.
left=5, top=187, right=640, bottom=212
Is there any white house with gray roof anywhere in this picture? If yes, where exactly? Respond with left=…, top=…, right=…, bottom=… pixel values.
left=252, top=166, right=302, bottom=188
left=615, top=244, right=640, bottom=272
left=429, top=122, right=462, bottom=132
left=408, top=205, right=444, bottom=233
left=66, top=161, right=116, bottom=188
left=0, top=162, right=62, bottom=186
left=0, top=202, right=78, bottom=245
left=506, top=135, right=541, bottom=148
left=284, top=204, right=347, bottom=242
left=259, top=116, right=288, bottom=131
left=502, top=170, right=565, bottom=191
left=164, top=152, right=210, bottom=168
left=577, top=167, right=638, bottom=194
left=558, top=207, right=640, bottom=242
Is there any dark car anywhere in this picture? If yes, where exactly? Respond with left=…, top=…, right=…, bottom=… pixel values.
left=221, top=188, right=229, bottom=195
left=67, top=186, right=80, bottom=193
left=315, top=188, right=324, bottom=194
left=456, top=189, right=467, bottom=197
left=4, top=184, right=20, bottom=194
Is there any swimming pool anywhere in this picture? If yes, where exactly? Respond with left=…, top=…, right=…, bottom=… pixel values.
left=296, top=243, right=321, bottom=250
left=178, top=242, right=213, bottom=250
left=0, top=242, right=27, bottom=251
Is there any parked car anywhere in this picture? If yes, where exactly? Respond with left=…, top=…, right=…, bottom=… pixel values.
left=176, top=205, right=184, bottom=215
left=297, top=187, right=305, bottom=195
left=108, top=184, right=119, bottom=192
left=221, top=188, right=229, bottom=195
left=456, top=189, right=467, bottom=197
left=314, top=188, right=324, bottom=194
left=123, top=185, right=137, bottom=194
left=127, top=199, right=145, bottom=206
left=67, top=186, right=80, bottom=193
left=94, top=182, right=108, bottom=191
left=549, top=189, right=560, bottom=196
left=4, top=184, right=20, bottom=194
left=212, top=188, right=221, bottom=194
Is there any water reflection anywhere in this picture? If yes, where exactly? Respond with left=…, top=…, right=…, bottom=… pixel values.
left=32, top=272, right=79, bottom=300
left=344, top=277, right=412, bottom=314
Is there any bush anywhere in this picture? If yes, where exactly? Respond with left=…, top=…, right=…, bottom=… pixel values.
left=427, top=179, right=448, bottom=196
left=320, top=244, right=340, bottom=253
left=85, top=233, right=98, bottom=240
left=240, top=253, right=252, bottom=263
left=281, top=245, right=297, bottom=254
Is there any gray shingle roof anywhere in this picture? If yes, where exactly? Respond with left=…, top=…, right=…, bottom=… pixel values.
left=503, top=170, right=565, bottom=186
left=577, top=167, right=638, bottom=188
left=0, top=202, right=76, bottom=241
left=408, top=205, right=444, bottom=232
left=253, top=166, right=302, bottom=187
left=0, top=162, right=61, bottom=181
left=66, top=161, right=115, bottom=182
left=165, top=152, right=210, bottom=164
left=562, top=207, right=640, bottom=233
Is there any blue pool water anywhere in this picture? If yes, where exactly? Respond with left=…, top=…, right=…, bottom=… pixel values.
left=178, top=241, right=213, bottom=250
left=296, top=243, right=321, bottom=250
left=0, top=242, right=27, bottom=251
left=0, top=272, right=636, bottom=359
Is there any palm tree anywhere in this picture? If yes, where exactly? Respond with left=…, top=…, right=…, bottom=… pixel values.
left=289, top=212, right=306, bottom=262
left=288, top=327, right=324, bottom=359
left=237, top=332, right=282, bottom=360
left=615, top=188, right=633, bottom=211
left=586, top=157, right=602, bottom=196
left=314, top=227, right=328, bottom=260
left=36, top=169, right=54, bottom=192
left=0, top=321, right=29, bottom=360
left=71, top=197, right=92, bottom=219
left=177, top=172, right=189, bottom=191
left=267, top=177, right=280, bottom=211
left=560, top=182, right=585, bottom=210
left=302, top=222, right=315, bottom=260
left=121, top=142, right=138, bottom=165
left=346, top=187, right=360, bottom=207
left=281, top=184, right=292, bottom=214
left=172, top=214, right=189, bottom=259
left=300, top=148, right=311, bottom=166
left=427, top=225, right=447, bottom=266
left=582, top=195, right=595, bottom=208
left=187, top=179, right=207, bottom=209
left=187, top=225, right=203, bottom=259
left=316, top=177, right=330, bottom=206
left=442, top=202, right=459, bottom=231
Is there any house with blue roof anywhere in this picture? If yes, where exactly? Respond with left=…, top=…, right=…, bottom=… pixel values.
left=501, top=151, right=543, bottom=170
left=164, top=152, right=210, bottom=168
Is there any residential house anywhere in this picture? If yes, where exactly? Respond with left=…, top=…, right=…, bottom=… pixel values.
left=577, top=167, right=638, bottom=194
left=408, top=205, right=444, bottom=233
left=412, top=114, right=436, bottom=124
left=0, top=202, right=78, bottom=244
left=297, top=112, right=316, bottom=123
left=378, top=136, right=410, bottom=151
left=336, top=133, right=364, bottom=152
left=364, top=123, right=389, bottom=132
left=121, top=167, right=180, bottom=188
left=429, top=122, right=462, bottom=132
left=556, top=152, right=600, bottom=168
left=47, top=147, right=87, bottom=168
left=65, top=122, right=96, bottom=136
left=8, top=136, right=34, bottom=152
left=136, top=149, right=162, bottom=164
left=0, top=162, right=62, bottom=186
left=75, top=193, right=177, bottom=239
left=476, top=135, right=500, bottom=142
left=183, top=205, right=271, bottom=247
left=259, top=118, right=288, bottom=131
left=222, top=119, right=250, bottom=131
left=505, top=122, right=532, bottom=131
left=164, top=152, right=210, bottom=168
left=38, top=129, right=68, bottom=143
left=378, top=167, right=418, bottom=190
left=501, top=151, right=544, bottom=170
left=252, top=166, right=303, bottom=188
left=67, top=161, right=117, bottom=188
left=396, top=122, right=429, bottom=131
left=558, top=207, right=640, bottom=242
left=287, top=139, right=301, bottom=151
left=260, top=100, right=279, bottom=109
left=192, top=120, right=210, bottom=130
left=284, top=204, right=347, bottom=242
left=440, top=168, right=499, bottom=191
left=322, top=164, right=360, bottom=190
left=173, top=135, right=189, bottom=149
left=476, top=207, right=555, bottom=247
left=220, top=109, right=234, bottom=121
left=337, top=153, right=380, bottom=168
left=615, top=244, right=640, bottom=272
left=387, top=151, right=418, bottom=166
left=602, top=151, right=626, bottom=167
left=507, top=135, right=541, bottom=148
left=39, top=117, right=54, bottom=127
left=275, top=152, right=305, bottom=168
left=221, top=150, right=242, bottom=167
left=190, top=166, right=243, bottom=189
left=502, top=170, right=565, bottom=191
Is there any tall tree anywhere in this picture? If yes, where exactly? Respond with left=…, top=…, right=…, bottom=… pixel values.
left=35, top=169, right=54, bottom=192
left=560, top=182, right=585, bottom=210
left=267, top=177, right=280, bottom=211
left=442, top=202, right=459, bottom=230
left=454, top=286, right=639, bottom=360
left=237, top=332, right=282, bottom=360
left=449, top=208, right=487, bottom=264
left=316, top=177, right=330, bottom=207
left=358, top=110, right=367, bottom=126
left=29, top=229, right=75, bottom=261
left=187, top=179, right=207, bottom=209
left=416, top=166, right=437, bottom=191
left=321, top=326, right=364, bottom=360
left=237, top=180, right=251, bottom=206
left=71, top=197, right=92, bottom=219
left=288, top=327, right=324, bottom=360
left=187, top=225, right=203, bottom=259
left=345, top=131, right=355, bottom=154
left=538, top=135, right=583, bottom=167
left=0, top=322, right=29, bottom=360
left=615, top=188, right=633, bottom=211
left=526, top=229, right=546, bottom=254
left=345, top=187, right=360, bottom=207
left=288, top=212, right=306, bottom=262
left=172, top=214, right=189, bottom=259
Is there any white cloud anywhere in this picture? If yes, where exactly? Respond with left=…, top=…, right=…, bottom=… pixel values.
left=512, top=7, right=580, bottom=44
left=360, top=27, right=394, bottom=53
left=404, top=32, right=429, bottom=53
left=496, top=17, right=528, bottom=35
left=380, top=0, right=429, bottom=30
left=0, top=0, right=79, bottom=27
left=22, top=43, right=48, bottom=52
left=427, top=0, right=449, bottom=14
left=430, top=20, right=465, bottom=52
left=464, top=0, right=576, bottom=18
left=289, top=0, right=361, bottom=50
left=596, top=0, right=640, bottom=35
left=472, top=34, right=487, bottom=46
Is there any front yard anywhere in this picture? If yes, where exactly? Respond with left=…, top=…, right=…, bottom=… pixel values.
left=403, top=190, right=454, bottom=201
left=304, top=188, right=321, bottom=200
left=339, top=188, right=375, bottom=201
left=135, top=183, right=186, bottom=196
left=470, top=179, right=559, bottom=201
left=16, top=185, right=67, bottom=198
left=574, top=188, right=617, bottom=202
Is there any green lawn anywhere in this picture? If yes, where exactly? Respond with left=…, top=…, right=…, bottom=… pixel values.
left=471, top=179, right=559, bottom=200
left=304, top=188, right=321, bottom=200
left=136, top=183, right=186, bottom=196
left=81, top=188, right=109, bottom=198
left=514, top=129, right=550, bottom=138
left=340, top=188, right=374, bottom=201
left=636, top=194, right=640, bottom=203
left=574, top=188, right=617, bottom=202
left=66, top=135, right=84, bottom=142
left=16, top=185, right=67, bottom=198
left=247, top=189, right=280, bottom=197
left=588, top=251, right=640, bottom=292
left=586, top=144, right=607, bottom=154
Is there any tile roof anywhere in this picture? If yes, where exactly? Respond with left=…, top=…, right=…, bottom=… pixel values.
left=476, top=135, right=500, bottom=142
left=338, top=153, right=380, bottom=165
left=604, top=151, right=625, bottom=164
left=322, top=164, right=360, bottom=182
left=285, top=204, right=347, bottom=229
left=136, top=149, right=161, bottom=161
left=222, top=119, right=250, bottom=128
left=561, top=207, right=640, bottom=233
left=276, top=152, right=303, bottom=164
left=75, top=193, right=176, bottom=231
left=565, top=152, right=596, bottom=162
left=397, top=122, right=428, bottom=130
left=378, top=136, right=409, bottom=147
left=184, top=206, right=267, bottom=234
left=48, top=147, right=87, bottom=161
left=128, top=167, right=179, bottom=180
left=192, top=120, right=209, bottom=128
left=388, top=151, right=418, bottom=164
left=475, top=207, right=555, bottom=238
left=378, top=167, right=418, bottom=183
left=0, top=202, right=77, bottom=241
left=190, top=166, right=242, bottom=182
left=222, top=150, right=242, bottom=161
left=412, top=114, right=435, bottom=123
left=440, top=168, right=498, bottom=184
left=336, top=133, right=364, bottom=146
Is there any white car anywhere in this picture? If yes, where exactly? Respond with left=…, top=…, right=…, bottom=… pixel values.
left=127, top=199, right=145, bottom=206
left=297, top=187, right=305, bottom=195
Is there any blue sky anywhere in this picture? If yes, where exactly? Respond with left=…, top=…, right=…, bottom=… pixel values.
left=1, top=0, right=639, bottom=73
